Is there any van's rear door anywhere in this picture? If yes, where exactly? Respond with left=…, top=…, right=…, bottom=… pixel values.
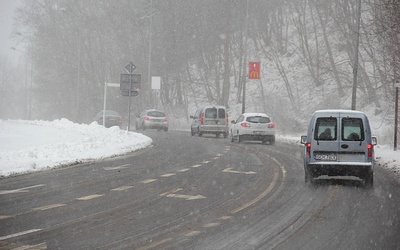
left=313, top=115, right=340, bottom=162
left=338, top=112, right=367, bottom=162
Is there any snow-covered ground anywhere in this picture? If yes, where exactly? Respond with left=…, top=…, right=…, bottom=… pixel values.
left=0, top=119, right=152, bottom=177
left=0, top=119, right=399, bottom=179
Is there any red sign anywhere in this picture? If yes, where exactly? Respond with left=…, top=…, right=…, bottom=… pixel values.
left=249, top=62, right=260, bottom=79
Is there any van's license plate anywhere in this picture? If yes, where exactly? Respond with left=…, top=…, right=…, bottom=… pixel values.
left=314, top=154, right=337, bottom=161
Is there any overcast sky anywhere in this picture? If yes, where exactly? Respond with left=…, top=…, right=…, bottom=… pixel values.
left=0, top=0, right=22, bottom=66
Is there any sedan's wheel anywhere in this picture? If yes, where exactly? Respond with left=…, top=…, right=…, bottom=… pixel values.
left=238, top=135, right=243, bottom=143
left=164, top=127, right=168, bottom=132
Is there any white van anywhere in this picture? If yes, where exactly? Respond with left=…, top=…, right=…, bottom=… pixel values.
left=190, top=106, right=229, bottom=138
left=300, top=110, right=377, bottom=187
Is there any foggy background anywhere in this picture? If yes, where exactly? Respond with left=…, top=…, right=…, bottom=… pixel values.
left=0, top=0, right=399, bottom=143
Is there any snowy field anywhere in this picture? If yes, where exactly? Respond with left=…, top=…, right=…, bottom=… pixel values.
left=0, top=119, right=399, bottom=179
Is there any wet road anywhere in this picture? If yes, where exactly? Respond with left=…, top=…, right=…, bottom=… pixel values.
left=0, top=130, right=399, bottom=249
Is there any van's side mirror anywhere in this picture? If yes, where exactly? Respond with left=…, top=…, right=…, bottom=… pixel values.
left=300, top=135, right=307, bottom=144
left=231, top=120, right=236, bottom=124
left=371, top=136, right=378, bottom=146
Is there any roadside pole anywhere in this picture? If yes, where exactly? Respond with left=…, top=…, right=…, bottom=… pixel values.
left=395, top=83, right=399, bottom=151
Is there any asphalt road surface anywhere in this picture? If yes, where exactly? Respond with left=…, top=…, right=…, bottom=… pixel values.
left=1, top=130, right=399, bottom=249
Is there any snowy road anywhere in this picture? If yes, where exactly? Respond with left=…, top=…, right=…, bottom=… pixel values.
left=1, top=130, right=399, bottom=249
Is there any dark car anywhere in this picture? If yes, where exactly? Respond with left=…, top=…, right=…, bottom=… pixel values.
left=93, top=110, right=123, bottom=128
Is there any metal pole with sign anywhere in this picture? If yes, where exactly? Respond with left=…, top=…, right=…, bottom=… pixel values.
left=122, top=62, right=140, bottom=131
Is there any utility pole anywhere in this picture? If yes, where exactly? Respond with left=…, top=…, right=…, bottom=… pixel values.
left=395, top=83, right=399, bottom=151
left=351, top=0, right=361, bottom=110
left=242, top=0, right=249, bottom=114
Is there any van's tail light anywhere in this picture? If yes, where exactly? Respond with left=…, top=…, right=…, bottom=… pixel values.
left=268, top=123, right=276, bottom=128
left=367, top=143, right=373, bottom=157
left=241, top=122, right=251, bottom=127
left=226, top=114, right=229, bottom=123
left=306, top=142, right=311, bottom=156
left=200, top=112, right=205, bottom=125
left=145, top=116, right=150, bottom=121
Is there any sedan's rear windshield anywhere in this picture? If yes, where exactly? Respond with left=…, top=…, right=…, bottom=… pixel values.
left=246, top=116, right=271, bottom=123
left=205, top=108, right=225, bottom=119
left=147, top=111, right=166, bottom=117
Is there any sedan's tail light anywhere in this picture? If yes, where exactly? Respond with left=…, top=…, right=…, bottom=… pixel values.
left=118, top=116, right=123, bottom=121
left=145, top=116, right=150, bottom=121
left=241, top=122, right=251, bottom=127
left=200, top=112, right=205, bottom=125
left=164, top=117, right=168, bottom=122
left=268, top=123, right=276, bottom=128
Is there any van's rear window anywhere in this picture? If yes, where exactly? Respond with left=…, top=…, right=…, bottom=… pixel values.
left=205, top=108, right=225, bottom=119
left=342, top=118, right=364, bottom=141
left=314, top=117, right=337, bottom=140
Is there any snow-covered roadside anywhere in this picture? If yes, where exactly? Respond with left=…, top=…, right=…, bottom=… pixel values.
left=278, top=135, right=400, bottom=179
left=0, top=119, right=152, bottom=177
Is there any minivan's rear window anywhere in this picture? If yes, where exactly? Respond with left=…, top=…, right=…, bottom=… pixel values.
left=205, top=108, right=225, bottom=119
left=315, top=117, right=337, bottom=140
left=342, top=118, right=364, bottom=141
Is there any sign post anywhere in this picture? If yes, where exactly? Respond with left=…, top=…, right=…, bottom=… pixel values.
left=122, top=62, right=141, bottom=131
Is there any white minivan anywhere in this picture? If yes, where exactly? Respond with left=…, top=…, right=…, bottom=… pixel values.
left=190, top=106, right=229, bottom=138
left=300, top=110, right=377, bottom=187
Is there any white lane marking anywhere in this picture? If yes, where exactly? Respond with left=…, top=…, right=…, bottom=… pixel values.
left=203, top=222, right=220, bottom=228
left=219, top=216, right=233, bottom=220
left=183, top=231, right=201, bottom=237
left=161, top=189, right=206, bottom=200
left=0, top=184, right=45, bottom=195
left=32, top=203, right=66, bottom=211
left=0, top=229, right=42, bottom=241
left=112, top=185, right=134, bottom=191
left=0, top=215, right=11, bottom=220
left=222, top=168, right=257, bottom=175
left=165, top=194, right=206, bottom=200
left=216, top=154, right=223, bottom=157
left=77, top=194, right=104, bottom=201
left=191, top=164, right=202, bottom=168
left=140, top=179, right=157, bottom=184
left=160, top=188, right=183, bottom=196
left=160, top=173, right=176, bottom=177
left=103, top=164, right=130, bottom=171
left=202, top=161, right=210, bottom=164
left=178, top=168, right=190, bottom=172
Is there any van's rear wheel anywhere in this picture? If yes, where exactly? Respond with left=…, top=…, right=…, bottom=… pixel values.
left=305, top=169, right=314, bottom=184
left=364, top=171, right=373, bottom=188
